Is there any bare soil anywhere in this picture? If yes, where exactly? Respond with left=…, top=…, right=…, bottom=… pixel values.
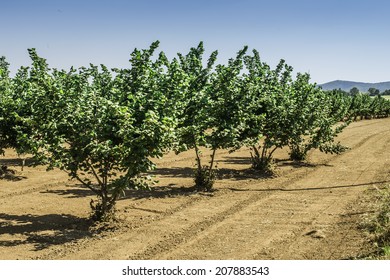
left=1, top=118, right=390, bottom=260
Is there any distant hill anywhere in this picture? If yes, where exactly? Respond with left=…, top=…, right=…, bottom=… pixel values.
left=319, top=80, right=390, bottom=92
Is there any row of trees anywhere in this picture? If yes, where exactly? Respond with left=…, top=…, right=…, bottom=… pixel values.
left=327, top=89, right=390, bottom=121
left=1, top=42, right=389, bottom=220
left=348, top=87, right=390, bottom=97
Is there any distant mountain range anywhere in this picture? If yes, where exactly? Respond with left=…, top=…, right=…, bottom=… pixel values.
left=319, top=80, right=390, bottom=92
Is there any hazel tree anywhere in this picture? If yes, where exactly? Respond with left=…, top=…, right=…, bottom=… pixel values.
left=15, top=44, right=179, bottom=221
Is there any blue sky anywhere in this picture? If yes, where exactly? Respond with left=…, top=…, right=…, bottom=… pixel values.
left=1, top=0, right=389, bottom=84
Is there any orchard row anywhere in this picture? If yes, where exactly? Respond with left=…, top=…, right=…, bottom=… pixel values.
left=1, top=42, right=389, bottom=220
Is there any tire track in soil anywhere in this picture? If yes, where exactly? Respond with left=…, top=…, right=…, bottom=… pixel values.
left=43, top=190, right=266, bottom=259
left=341, top=119, right=383, bottom=129
left=128, top=192, right=265, bottom=260
left=37, top=193, right=208, bottom=259
left=251, top=131, right=390, bottom=260
left=0, top=180, right=71, bottom=200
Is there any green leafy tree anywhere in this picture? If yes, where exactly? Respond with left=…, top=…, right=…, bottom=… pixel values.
left=201, top=46, right=252, bottom=189
left=175, top=43, right=256, bottom=191
left=174, top=42, right=219, bottom=191
left=349, top=93, right=372, bottom=120
left=287, top=74, right=349, bottom=161
left=240, top=53, right=350, bottom=168
left=326, top=89, right=352, bottom=122
left=368, top=87, right=380, bottom=96
left=350, top=87, right=360, bottom=96
left=368, top=95, right=390, bottom=118
left=0, top=56, right=12, bottom=156
left=381, top=89, right=390, bottom=96
left=245, top=57, right=294, bottom=172
left=0, top=57, right=32, bottom=161
left=16, top=44, right=178, bottom=221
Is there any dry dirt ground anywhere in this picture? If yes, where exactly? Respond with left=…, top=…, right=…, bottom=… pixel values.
left=1, top=118, right=390, bottom=260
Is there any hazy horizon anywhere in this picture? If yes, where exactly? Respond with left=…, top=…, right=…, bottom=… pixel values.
left=1, top=0, right=389, bottom=84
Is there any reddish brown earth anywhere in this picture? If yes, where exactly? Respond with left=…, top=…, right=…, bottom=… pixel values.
left=1, top=118, right=390, bottom=260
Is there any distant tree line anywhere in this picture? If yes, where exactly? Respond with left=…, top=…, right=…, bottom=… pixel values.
left=325, top=89, right=390, bottom=121
left=344, top=87, right=390, bottom=96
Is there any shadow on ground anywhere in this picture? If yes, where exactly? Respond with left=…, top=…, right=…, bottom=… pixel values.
left=0, top=165, right=27, bottom=181
left=0, top=157, right=35, bottom=167
left=41, top=186, right=95, bottom=198
left=151, top=166, right=273, bottom=181
left=0, top=213, right=92, bottom=251
left=121, top=184, right=211, bottom=200
left=275, top=158, right=333, bottom=168
left=41, top=182, right=206, bottom=201
left=218, top=156, right=333, bottom=169
left=219, top=156, right=252, bottom=165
